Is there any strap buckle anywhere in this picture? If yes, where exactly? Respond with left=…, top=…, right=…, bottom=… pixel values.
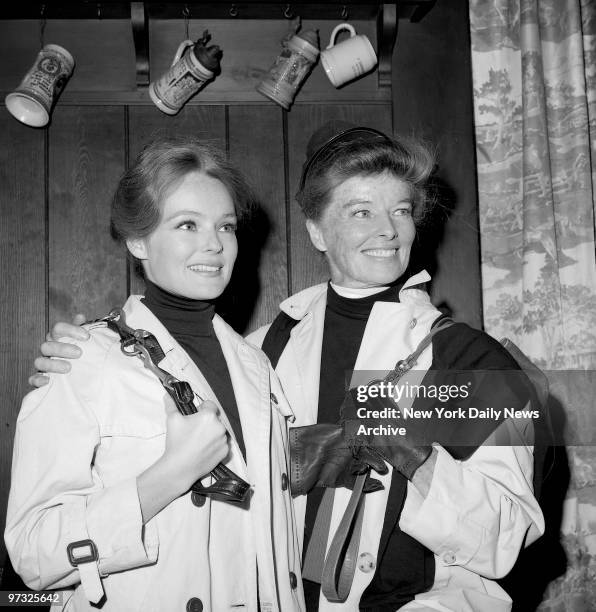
left=67, top=539, right=98, bottom=567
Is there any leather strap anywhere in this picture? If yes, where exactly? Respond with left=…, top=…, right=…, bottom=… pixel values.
left=386, top=316, right=453, bottom=383
left=104, top=308, right=250, bottom=504
left=77, top=560, right=104, bottom=604
left=318, top=317, right=454, bottom=602
left=302, top=487, right=336, bottom=582
left=321, top=473, right=367, bottom=603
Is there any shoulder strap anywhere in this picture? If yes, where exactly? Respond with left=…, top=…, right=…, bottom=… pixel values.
left=261, top=311, right=299, bottom=369
left=386, top=315, right=454, bottom=383
left=262, top=311, right=451, bottom=371
left=103, top=307, right=250, bottom=505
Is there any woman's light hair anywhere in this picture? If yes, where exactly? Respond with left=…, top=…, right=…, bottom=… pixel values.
left=111, top=136, right=254, bottom=243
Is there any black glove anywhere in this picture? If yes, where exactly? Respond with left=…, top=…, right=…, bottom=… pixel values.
left=341, top=384, right=433, bottom=481
left=289, top=423, right=389, bottom=496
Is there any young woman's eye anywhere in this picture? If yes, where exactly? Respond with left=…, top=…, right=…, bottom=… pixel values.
left=219, top=223, right=237, bottom=233
left=177, top=220, right=197, bottom=230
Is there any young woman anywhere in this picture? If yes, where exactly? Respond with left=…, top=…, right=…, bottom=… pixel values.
left=5, top=137, right=304, bottom=612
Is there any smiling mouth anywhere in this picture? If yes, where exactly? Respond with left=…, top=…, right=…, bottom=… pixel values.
left=362, top=248, right=398, bottom=258
left=188, top=264, right=222, bottom=273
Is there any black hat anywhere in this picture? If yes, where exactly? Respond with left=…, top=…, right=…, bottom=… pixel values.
left=299, top=121, right=393, bottom=190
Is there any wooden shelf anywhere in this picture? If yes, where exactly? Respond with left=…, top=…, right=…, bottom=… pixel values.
left=0, top=1, right=436, bottom=102
left=0, top=2, right=436, bottom=22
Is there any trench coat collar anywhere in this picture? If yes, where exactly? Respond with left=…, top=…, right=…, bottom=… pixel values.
left=275, top=271, right=432, bottom=426
left=121, top=295, right=256, bottom=479
left=278, top=269, right=432, bottom=320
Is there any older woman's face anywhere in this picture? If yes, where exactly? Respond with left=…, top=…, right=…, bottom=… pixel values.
left=127, top=171, right=238, bottom=300
left=306, top=171, right=415, bottom=288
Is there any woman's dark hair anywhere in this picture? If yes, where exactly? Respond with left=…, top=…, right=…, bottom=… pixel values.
left=111, top=136, right=254, bottom=243
left=296, top=126, right=436, bottom=225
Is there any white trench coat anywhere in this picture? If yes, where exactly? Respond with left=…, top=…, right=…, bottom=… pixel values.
left=6, top=295, right=305, bottom=612
left=248, top=270, right=545, bottom=612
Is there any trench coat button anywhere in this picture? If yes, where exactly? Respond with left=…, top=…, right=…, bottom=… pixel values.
left=281, top=472, right=289, bottom=491
left=357, top=552, right=376, bottom=573
left=270, top=392, right=278, bottom=404
left=186, top=597, right=203, bottom=612
left=409, top=317, right=417, bottom=329
left=442, top=551, right=456, bottom=564
left=289, top=571, right=298, bottom=589
left=191, top=491, right=206, bottom=507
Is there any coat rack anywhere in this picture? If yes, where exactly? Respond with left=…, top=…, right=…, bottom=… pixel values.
left=0, top=2, right=436, bottom=91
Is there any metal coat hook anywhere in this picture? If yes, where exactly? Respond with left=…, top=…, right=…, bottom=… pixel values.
left=39, top=4, right=46, bottom=48
left=229, top=4, right=238, bottom=17
left=284, top=4, right=294, bottom=19
left=183, top=4, right=190, bottom=39
left=97, top=3, right=102, bottom=20
left=341, top=5, right=349, bottom=20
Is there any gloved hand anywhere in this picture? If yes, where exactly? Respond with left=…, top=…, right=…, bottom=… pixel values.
left=289, top=423, right=389, bottom=496
left=341, top=383, right=433, bottom=481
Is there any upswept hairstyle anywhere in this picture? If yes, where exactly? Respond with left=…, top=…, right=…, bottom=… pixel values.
left=296, top=126, right=436, bottom=225
left=110, top=136, right=254, bottom=243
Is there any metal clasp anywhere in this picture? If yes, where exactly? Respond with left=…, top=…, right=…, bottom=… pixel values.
left=67, top=539, right=98, bottom=567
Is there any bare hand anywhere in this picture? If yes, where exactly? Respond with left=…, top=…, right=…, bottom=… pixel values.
left=137, top=400, right=230, bottom=521
left=160, top=400, right=230, bottom=492
left=29, top=314, right=89, bottom=387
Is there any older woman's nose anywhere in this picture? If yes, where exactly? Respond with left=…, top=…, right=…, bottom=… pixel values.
left=377, top=214, right=398, bottom=238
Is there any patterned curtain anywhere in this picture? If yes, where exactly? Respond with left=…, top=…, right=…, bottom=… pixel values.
left=469, top=0, right=596, bottom=609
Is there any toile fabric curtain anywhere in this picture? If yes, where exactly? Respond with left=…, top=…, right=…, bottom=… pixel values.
left=469, top=0, right=596, bottom=609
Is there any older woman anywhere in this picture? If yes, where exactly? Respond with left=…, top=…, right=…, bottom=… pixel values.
left=247, top=122, right=545, bottom=611
left=7, top=137, right=304, bottom=612
left=29, top=123, right=543, bottom=611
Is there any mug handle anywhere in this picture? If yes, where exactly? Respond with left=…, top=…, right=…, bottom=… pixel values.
left=327, top=23, right=356, bottom=49
left=172, top=39, right=194, bottom=66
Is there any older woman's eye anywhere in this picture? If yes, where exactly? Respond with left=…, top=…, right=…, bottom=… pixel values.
left=353, top=209, right=370, bottom=218
left=393, top=206, right=412, bottom=216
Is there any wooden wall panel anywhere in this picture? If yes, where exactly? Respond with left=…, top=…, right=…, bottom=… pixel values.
left=48, top=106, right=127, bottom=322
left=126, top=105, right=227, bottom=296
left=287, top=105, right=392, bottom=294
left=392, top=0, right=482, bottom=327
left=0, top=117, right=45, bottom=565
left=228, top=106, right=286, bottom=333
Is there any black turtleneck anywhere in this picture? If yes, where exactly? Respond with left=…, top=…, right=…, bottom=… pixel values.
left=302, top=283, right=402, bottom=608
left=141, top=279, right=245, bottom=459
left=317, top=283, right=401, bottom=425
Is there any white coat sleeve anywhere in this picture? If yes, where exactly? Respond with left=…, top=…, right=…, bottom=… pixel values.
left=399, top=425, right=544, bottom=579
left=5, top=337, right=158, bottom=593
left=398, top=325, right=545, bottom=579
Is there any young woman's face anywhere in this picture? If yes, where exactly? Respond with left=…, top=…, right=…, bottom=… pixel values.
left=128, top=171, right=238, bottom=300
left=306, top=171, right=416, bottom=288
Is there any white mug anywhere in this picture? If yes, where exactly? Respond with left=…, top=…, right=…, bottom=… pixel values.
left=320, top=24, right=377, bottom=88
left=5, top=44, right=75, bottom=127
